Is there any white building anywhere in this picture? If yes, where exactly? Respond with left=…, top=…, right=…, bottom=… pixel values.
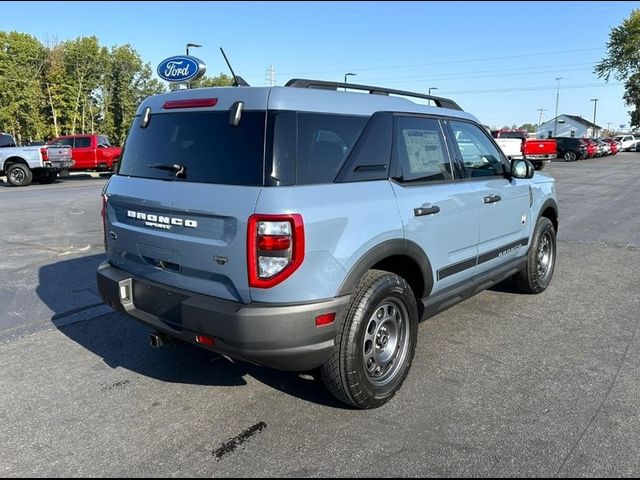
left=536, top=115, right=602, bottom=139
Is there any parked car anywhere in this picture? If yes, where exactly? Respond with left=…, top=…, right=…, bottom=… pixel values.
left=0, top=133, right=72, bottom=186
left=47, top=134, right=121, bottom=171
left=613, top=134, right=638, bottom=151
left=490, top=129, right=556, bottom=170
left=554, top=137, right=588, bottom=161
left=594, top=139, right=611, bottom=157
left=635, top=141, right=640, bottom=152
left=602, top=138, right=620, bottom=155
left=581, top=139, right=598, bottom=158
left=97, top=79, right=558, bottom=409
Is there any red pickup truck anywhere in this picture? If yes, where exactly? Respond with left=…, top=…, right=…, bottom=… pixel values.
left=491, top=130, right=556, bottom=171
left=48, top=134, right=121, bottom=171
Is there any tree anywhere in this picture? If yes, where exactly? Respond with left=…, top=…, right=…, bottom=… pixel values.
left=0, top=31, right=47, bottom=142
left=519, top=123, right=537, bottom=133
left=595, top=9, right=640, bottom=128
left=101, top=44, right=165, bottom=144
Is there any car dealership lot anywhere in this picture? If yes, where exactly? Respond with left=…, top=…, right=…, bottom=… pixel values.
left=0, top=155, right=639, bottom=477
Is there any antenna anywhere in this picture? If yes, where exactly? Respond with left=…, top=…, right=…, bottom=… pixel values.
left=219, top=48, right=249, bottom=87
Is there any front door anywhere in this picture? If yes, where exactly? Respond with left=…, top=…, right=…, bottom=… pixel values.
left=446, top=120, right=531, bottom=275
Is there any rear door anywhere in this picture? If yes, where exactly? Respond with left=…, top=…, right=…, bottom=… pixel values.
left=106, top=109, right=267, bottom=303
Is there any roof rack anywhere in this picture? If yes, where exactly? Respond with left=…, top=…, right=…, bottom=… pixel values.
left=285, top=78, right=463, bottom=111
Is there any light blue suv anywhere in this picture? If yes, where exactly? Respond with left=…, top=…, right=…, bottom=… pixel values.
left=97, top=79, right=558, bottom=408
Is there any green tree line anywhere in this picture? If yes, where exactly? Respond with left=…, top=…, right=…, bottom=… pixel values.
left=0, top=32, right=232, bottom=145
left=596, top=9, right=640, bottom=129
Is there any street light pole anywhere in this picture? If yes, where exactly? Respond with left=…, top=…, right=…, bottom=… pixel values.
left=590, top=98, right=599, bottom=138
left=344, top=72, right=356, bottom=92
left=553, top=77, right=563, bottom=137
left=185, top=43, right=202, bottom=89
left=428, top=87, right=438, bottom=106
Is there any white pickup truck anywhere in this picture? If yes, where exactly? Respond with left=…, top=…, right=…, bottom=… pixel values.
left=0, top=133, right=73, bottom=186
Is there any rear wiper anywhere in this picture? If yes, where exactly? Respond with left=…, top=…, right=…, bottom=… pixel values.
left=146, top=163, right=187, bottom=178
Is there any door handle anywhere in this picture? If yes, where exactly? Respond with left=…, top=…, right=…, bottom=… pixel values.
left=483, top=195, right=502, bottom=204
left=414, top=205, right=440, bottom=217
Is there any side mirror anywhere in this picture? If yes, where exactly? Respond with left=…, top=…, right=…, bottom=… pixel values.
left=511, top=159, right=535, bottom=179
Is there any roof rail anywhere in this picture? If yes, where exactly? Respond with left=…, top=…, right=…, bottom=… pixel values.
left=285, top=78, right=463, bottom=111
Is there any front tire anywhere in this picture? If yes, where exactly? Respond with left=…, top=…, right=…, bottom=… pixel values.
left=563, top=151, right=577, bottom=162
left=513, top=217, right=556, bottom=294
left=6, top=163, right=33, bottom=187
left=321, top=270, right=418, bottom=409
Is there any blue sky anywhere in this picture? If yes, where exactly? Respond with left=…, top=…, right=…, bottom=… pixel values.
left=2, top=1, right=637, bottom=130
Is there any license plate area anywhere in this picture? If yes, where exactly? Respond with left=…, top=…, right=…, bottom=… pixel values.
left=132, top=279, right=187, bottom=325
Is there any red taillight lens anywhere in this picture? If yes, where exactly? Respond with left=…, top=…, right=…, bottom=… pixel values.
left=247, top=214, right=305, bottom=288
left=257, top=235, right=291, bottom=251
left=40, top=147, right=48, bottom=161
left=162, top=98, right=218, bottom=109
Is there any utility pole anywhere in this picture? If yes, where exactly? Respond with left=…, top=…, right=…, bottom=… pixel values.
left=553, top=77, right=563, bottom=137
left=266, top=65, right=276, bottom=86
left=537, top=106, right=547, bottom=126
left=590, top=98, right=599, bottom=138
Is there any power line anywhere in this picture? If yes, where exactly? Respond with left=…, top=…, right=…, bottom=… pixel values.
left=245, top=47, right=606, bottom=77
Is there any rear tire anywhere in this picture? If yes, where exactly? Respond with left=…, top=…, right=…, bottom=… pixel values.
left=563, top=151, right=577, bottom=162
left=6, top=163, right=33, bottom=187
left=513, top=217, right=556, bottom=294
left=533, top=161, right=545, bottom=171
left=321, top=270, right=418, bottom=409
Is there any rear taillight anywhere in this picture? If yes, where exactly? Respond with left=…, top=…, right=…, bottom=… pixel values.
left=101, top=194, right=108, bottom=250
left=40, top=147, right=48, bottom=161
left=247, top=214, right=304, bottom=288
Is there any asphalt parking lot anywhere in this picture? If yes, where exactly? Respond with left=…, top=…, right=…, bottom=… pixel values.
left=1, top=154, right=639, bottom=477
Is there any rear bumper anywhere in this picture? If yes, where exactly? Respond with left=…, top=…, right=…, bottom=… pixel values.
left=523, top=154, right=555, bottom=161
left=96, top=262, right=349, bottom=371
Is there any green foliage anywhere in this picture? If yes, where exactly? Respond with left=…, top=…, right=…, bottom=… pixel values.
left=0, top=32, right=167, bottom=144
left=519, top=123, right=537, bottom=133
left=595, top=9, right=640, bottom=127
left=169, top=73, right=234, bottom=91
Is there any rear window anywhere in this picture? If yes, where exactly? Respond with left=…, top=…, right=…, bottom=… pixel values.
left=118, top=111, right=266, bottom=185
left=496, top=131, right=526, bottom=140
left=0, top=134, right=15, bottom=148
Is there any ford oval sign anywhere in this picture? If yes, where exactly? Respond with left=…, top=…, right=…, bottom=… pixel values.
left=157, top=56, right=206, bottom=83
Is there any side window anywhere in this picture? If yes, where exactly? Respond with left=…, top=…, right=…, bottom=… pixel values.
left=74, top=137, right=92, bottom=148
left=449, top=121, right=506, bottom=178
left=54, top=138, right=73, bottom=147
left=97, top=136, right=111, bottom=147
left=267, top=111, right=368, bottom=185
left=395, top=116, right=452, bottom=182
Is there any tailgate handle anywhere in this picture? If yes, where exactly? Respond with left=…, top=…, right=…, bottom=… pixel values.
left=142, top=256, right=180, bottom=272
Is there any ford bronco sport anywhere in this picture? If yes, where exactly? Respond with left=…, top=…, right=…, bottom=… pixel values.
left=97, top=79, right=558, bottom=409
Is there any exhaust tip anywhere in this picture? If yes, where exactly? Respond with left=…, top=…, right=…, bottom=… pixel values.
left=149, top=332, right=170, bottom=349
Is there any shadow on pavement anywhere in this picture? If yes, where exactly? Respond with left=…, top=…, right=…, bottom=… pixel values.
left=36, top=254, right=345, bottom=408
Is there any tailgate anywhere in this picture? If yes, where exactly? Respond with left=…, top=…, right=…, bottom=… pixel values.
left=105, top=177, right=261, bottom=303
left=524, top=139, right=556, bottom=155
left=106, top=104, right=269, bottom=304
left=45, top=145, right=72, bottom=162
